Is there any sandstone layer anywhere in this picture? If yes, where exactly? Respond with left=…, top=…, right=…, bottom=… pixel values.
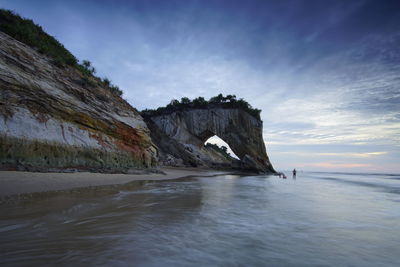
left=0, top=32, right=157, bottom=171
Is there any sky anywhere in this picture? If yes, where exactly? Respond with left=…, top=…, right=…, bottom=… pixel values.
left=1, top=0, right=399, bottom=173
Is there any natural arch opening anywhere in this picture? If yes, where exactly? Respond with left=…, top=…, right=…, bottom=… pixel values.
left=204, top=135, right=239, bottom=159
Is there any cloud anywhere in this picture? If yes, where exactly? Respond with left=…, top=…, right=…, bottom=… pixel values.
left=2, top=0, right=399, bottom=172
left=277, top=151, right=388, bottom=158
left=318, top=152, right=387, bottom=158
left=298, top=162, right=372, bottom=169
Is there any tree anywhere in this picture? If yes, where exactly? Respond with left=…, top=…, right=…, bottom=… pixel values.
left=166, top=99, right=180, bottom=110
left=82, top=60, right=91, bottom=68
left=237, top=98, right=250, bottom=109
left=102, top=78, right=111, bottom=87
left=180, top=97, right=191, bottom=104
left=81, top=60, right=96, bottom=75
left=209, top=93, right=224, bottom=103
left=193, top=97, right=207, bottom=106
left=169, top=99, right=180, bottom=106
left=226, top=94, right=236, bottom=102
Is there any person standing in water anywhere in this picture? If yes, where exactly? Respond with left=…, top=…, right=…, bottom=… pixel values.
left=293, top=169, right=297, bottom=179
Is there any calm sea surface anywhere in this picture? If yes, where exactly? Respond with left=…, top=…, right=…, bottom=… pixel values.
left=1, top=171, right=400, bottom=266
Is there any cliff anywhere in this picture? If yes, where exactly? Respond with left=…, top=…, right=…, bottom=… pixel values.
left=143, top=106, right=275, bottom=173
left=0, top=31, right=157, bottom=171
left=0, top=10, right=275, bottom=174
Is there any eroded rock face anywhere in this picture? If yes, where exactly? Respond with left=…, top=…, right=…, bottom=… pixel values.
left=144, top=107, right=275, bottom=173
left=0, top=32, right=157, bottom=171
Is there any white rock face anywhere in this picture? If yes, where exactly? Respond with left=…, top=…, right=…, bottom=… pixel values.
left=0, top=107, right=105, bottom=148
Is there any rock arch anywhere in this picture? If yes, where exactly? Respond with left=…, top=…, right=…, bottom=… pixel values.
left=204, top=135, right=239, bottom=159
left=143, top=106, right=275, bottom=173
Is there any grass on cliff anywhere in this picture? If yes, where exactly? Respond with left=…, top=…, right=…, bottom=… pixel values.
left=0, top=9, right=123, bottom=97
left=0, top=9, right=77, bottom=66
left=142, top=94, right=262, bottom=120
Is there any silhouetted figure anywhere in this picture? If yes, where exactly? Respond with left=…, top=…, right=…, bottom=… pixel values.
left=293, top=169, right=297, bottom=179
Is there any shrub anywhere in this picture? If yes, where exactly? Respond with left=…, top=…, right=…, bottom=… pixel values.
left=180, top=97, right=191, bottom=104
left=81, top=60, right=96, bottom=74
left=205, top=143, right=232, bottom=159
left=108, top=84, right=123, bottom=97
left=102, top=78, right=111, bottom=87
left=192, top=97, right=207, bottom=107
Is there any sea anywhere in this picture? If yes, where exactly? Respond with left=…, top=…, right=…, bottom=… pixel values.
left=0, top=171, right=399, bottom=266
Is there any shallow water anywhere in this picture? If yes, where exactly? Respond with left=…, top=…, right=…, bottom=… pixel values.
left=1, top=172, right=400, bottom=266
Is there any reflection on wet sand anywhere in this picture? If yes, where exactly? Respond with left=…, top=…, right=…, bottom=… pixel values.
left=1, top=172, right=400, bottom=266
left=0, top=177, right=204, bottom=266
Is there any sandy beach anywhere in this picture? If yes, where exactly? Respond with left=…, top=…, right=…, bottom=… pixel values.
left=0, top=167, right=231, bottom=198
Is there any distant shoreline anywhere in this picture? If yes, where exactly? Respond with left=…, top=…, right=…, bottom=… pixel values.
left=0, top=167, right=237, bottom=202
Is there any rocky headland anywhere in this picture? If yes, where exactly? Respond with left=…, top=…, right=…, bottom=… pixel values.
left=143, top=103, right=275, bottom=173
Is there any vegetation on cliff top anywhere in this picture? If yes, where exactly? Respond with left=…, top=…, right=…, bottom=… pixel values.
left=0, top=9, right=123, bottom=97
left=0, top=9, right=77, bottom=66
left=142, top=94, right=262, bottom=120
left=205, top=142, right=233, bottom=160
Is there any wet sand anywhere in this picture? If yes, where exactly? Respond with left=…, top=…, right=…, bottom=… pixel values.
left=0, top=167, right=229, bottom=198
